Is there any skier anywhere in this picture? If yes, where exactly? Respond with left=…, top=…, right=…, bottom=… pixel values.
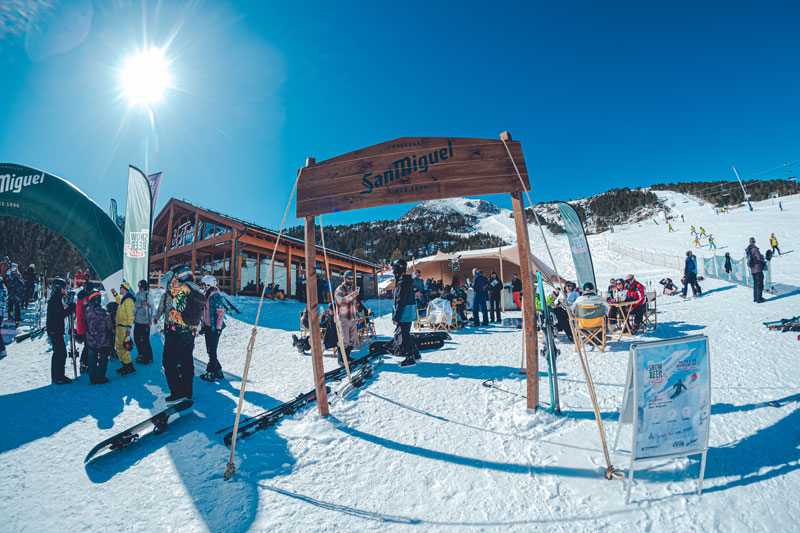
left=487, top=270, right=503, bottom=323
left=333, top=270, right=359, bottom=366
left=670, top=379, right=687, bottom=399
left=708, top=235, right=716, bottom=249
left=700, top=227, right=706, bottom=237
left=22, top=264, right=35, bottom=308
left=0, top=279, right=6, bottom=358
left=133, top=280, right=154, bottom=365
left=199, top=275, right=225, bottom=381
left=690, top=225, right=696, bottom=235
left=471, top=268, right=489, bottom=327
left=681, top=214, right=685, bottom=222
left=680, top=251, right=702, bottom=299
left=510, top=273, right=523, bottom=311
left=110, top=282, right=136, bottom=376
left=693, top=236, right=700, bottom=248
left=391, top=259, right=417, bottom=367
left=47, top=278, right=76, bottom=384
left=162, top=266, right=200, bottom=401
left=84, top=290, right=114, bottom=385
left=746, top=237, right=766, bottom=303
left=769, top=233, right=781, bottom=255
left=668, top=222, right=674, bottom=232
left=779, top=201, right=783, bottom=211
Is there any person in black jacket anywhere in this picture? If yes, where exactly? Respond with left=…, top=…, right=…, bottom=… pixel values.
left=487, top=271, right=503, bottom=323
left=47, top=278, right=76, bottom=384
left=511, top=273, right=522, bottom=310
left=23, top=264, right=36, bottom=308
left=392, top=259, right=418, bottom=367
left=471, top=268, right=489, bottom=326
left=5, top=268, right=25, bottom=324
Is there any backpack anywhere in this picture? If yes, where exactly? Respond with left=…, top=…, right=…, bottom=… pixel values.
left=181, top=287, right=206, bottom=327
left=85, top=306, right=113, bottom=349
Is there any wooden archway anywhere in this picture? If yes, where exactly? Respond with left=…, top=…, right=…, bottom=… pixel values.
left=297, top=133, right=541, bottom=414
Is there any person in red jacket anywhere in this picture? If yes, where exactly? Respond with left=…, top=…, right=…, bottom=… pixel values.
left=624, top=274, right=646, bottom=333
left=75, top=283, right=93, bottom=374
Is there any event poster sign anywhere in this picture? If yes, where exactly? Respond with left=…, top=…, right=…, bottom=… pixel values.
left=633, top=336, right=710, bottom=459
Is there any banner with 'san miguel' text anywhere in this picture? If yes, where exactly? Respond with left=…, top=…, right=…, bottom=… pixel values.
left=122, top=166, right=153, bottom=287
left=557, top=201, right=597, bottom=291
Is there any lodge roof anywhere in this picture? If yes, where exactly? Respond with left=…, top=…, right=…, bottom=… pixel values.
left=155, top=197, right=377, bottom=269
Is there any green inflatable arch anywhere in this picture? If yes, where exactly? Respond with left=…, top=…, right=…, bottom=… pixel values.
left=0, top=163, right=123, bottom=280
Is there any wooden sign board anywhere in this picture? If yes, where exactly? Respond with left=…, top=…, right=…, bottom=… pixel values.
left=296, top=137, right=530, bottom=217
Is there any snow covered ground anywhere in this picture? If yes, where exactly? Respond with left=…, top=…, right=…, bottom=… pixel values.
left=1, top=193, right=799, bottom=532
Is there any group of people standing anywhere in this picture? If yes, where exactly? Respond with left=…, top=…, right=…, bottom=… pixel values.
left=45, top=265, right=227, bottom=404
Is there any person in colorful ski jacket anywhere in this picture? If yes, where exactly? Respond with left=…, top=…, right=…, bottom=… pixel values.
left=769, top=233, right=781, bottom=255
left=392, top=259, right=417, bottom=367
left=111, top=282, right=136, bottom=376
left=624, top=274, right=646, bottom=332
left=47, top=278, right=76, bottom=384
left=199, top=275, right=225, bottom=381
left=162, top=266, right=199, bottom=401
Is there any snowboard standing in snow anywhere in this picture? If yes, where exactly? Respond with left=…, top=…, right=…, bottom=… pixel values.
left=84, top=400, right=194, bottom=463
left=537, top=270, right=561, bottom=414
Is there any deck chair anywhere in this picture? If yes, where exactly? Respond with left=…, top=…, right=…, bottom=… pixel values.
left=450, top=301, right=461, bottom=331
left=574, top=305, right=607, bottom=353
left=356, top=313, right=377, bottom=347
left=414, top=305, right=431, bottom=331
left=643, top=291, right=657, bottom=332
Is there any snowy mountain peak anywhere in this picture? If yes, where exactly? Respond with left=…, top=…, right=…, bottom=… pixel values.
left=400, top=198, right=503, bottom=221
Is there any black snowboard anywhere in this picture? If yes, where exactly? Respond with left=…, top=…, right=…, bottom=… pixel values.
left=84, top=400, right=194, bottom=463
left=369, top=335, right=445, bottom=357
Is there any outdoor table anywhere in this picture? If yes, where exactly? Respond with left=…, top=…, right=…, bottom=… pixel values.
left=608, top=300, right=637, bottom=341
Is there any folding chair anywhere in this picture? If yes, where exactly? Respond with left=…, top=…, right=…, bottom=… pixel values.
left=574, top=305, right=607, bottom=352
left=414, top=305, right=431, bottom=331
left=426, top=299, right=453, bottom=332
left=643, top=291, right=657, bottom=332
left=450, top=301, right=460, bottom=331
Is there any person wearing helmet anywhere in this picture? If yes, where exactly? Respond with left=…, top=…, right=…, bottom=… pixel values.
left=334, top=270, right=359, bottom=366
left=769, top=233, right=781, bottom=256
left=133, top=280, right=154, bottom=365
left=47, top=278, right=76, bottom=384
left=391, top=259, right=417, bottom=367
left=5, top=267, right=24, bottom=325
left=110, top=281, right=137, bottom=376
left=0, top=278, right=7, bottom=359
left=199, top=275, right=225, bottom=381
left=84, top=291, right=114, bottom=384
left=162, top=265, right=200, bottom=401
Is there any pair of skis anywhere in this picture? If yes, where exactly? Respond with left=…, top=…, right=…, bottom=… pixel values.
left=537, top=271, right=561, bottom=415
left=764, top=316, right=800, bottom=333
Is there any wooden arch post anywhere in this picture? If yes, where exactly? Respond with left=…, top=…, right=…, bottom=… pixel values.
left=297, top=134, right=539, bottom=415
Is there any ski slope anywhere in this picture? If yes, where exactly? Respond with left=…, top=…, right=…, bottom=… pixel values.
left=1, top=193, right=799, bottom=532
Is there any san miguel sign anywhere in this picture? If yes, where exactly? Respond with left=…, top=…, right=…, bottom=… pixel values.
left=296, top=136, right=531, bottom=217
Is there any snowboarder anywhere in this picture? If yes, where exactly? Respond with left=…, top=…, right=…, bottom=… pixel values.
left=693, top=236, right=700, bottom=248
left=84, top=290, right=114, bottom=385
left=511, top=273, right=522, bottom=310
left=471, top=268, right=489, bottom=326
left=680, top=251, right=702, bottom=299
left=110, top=282, right=136, bottom=376
left=47, top=278, right=76, bottom=384
left=162, top=266, right=200, bottom=401
left=708, top=235, right=716, bottom=249
left=769, top=233, right=781, bottom=255
left=333, top=270, right=359, bottom=366
left=746, top=237, right=766, bottom=303
left=199, top=275, right=225, bottom=381
left=487, top=271, right=503, bottom=323
left=670, top=379, right=687, bottom=399
left=133, top=280, right=154, bottom=365
left=391, top=259, right=417, bottom=367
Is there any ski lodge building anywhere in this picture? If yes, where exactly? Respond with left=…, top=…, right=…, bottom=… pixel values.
left=149, top=198, right=378, bottom=298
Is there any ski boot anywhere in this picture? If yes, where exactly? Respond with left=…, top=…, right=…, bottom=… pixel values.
left=337, top=347, right=355, bottom=367
left=53, top=376, right=73, bottom=385
left=400, top=355, right=416, bottom=367
left=200, top=370, right=224, bottom=382
left=136, top=355, right=153, bottom=364
left=119, top=363, right=137, bottom=377
left=0, top=350, right=6, bottom=359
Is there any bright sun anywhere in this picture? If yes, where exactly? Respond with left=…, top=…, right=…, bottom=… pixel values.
left=120, top=48, right=171, bottom=106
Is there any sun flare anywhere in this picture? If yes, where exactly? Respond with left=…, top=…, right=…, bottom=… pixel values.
left=120, top=48, right=171, bottom=107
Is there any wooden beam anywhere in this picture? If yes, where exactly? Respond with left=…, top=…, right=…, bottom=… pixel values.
left=305, top=216, right=329, bottom=416
left=163, top=204, right=174, bottom=272
left=286, top=246, right=293, bottom=297
left=230, top=238, right=236, bottom=294
left=191, top=212, right=199, bottom=278
left=511, top=190, right=539, bottom=410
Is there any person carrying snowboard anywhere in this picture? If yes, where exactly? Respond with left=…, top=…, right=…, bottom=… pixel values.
left=199, top=275, right=225, bottom=381
left=85, top=290, right=114, bottom=385
left=769, top=233, right=781, bottom=255
left=391, top=259, right=417, bottom=367
left=746, top=237, right=766, bottom=303
left=47, top=278, right=76, bottom=384
left=110, top=282, right=136, bottom=376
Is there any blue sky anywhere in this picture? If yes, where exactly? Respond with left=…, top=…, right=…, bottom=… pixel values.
left=1, top=1, right=798, bottom=228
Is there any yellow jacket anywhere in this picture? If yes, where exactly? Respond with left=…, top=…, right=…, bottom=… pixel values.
left=115, top=294, right=135, bottom=327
